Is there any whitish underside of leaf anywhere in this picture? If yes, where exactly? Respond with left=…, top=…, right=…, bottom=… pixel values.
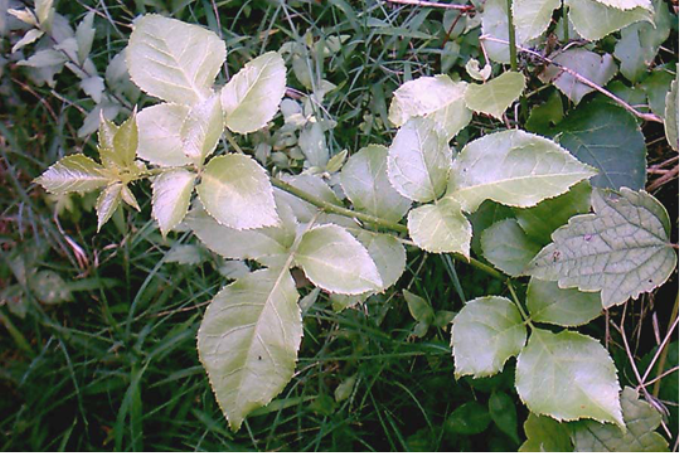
left=529, top=188, right=676, bottom=308
left=221, top=51, right=287, bottom=134
left=340, top=145, right=412, bottom=223
left=197, top=268, right=302, bottom=431
left=571, top=387, right=669, bottom=452
left=136, top=103, right=193, bottom=167
left=566, top=0, right=653, bottom=41
left=388, top=75, right=471, bottom=139
left=151, top=169, right=195, bottom=236
left=127, top=14, right=226, bottom=105
left=664, top=72, right=678, bottom=151
left=451, top=296, right=527, bottom=378
left=513, top=0, right=561, bottom=42
left=295, top=224, right=383, bottom=295
left=447, top=130, right=597, bottom=213
left=196, top=154, right=280, bottom=230
left=36, top=154, right=112, bottom=194
left=593, top=0, right=651, bottom=10
left=526, top=277, right=602, bottom=327
left=515, top=328, right=623, bottom=425
left=464, top=72, right=526, bottom=119
left=387, top=117, right=452, bottom=203
left=407, top=198, right=472, bottom=257
left=481, top=219, right=541, bottom=277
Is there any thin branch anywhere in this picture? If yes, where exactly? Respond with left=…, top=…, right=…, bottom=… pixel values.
left=480, top=35, right=664, bottom=124
left=386, top=0, right=475, bottom=11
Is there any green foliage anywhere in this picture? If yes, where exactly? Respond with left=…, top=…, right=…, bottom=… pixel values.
left=6, top=0, right=677, bottom=448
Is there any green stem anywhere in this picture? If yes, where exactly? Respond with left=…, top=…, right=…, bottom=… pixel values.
left=562, top=5, right=569, bottom=41
left=0, top=310, right=35, bottom=358
left=270, top=178, right=503, bottom=281
left=506, top=0, right=518, bottom=71
left=652, top=292, right=678, bottom=397
left=507, top=280, right=532, bottom=325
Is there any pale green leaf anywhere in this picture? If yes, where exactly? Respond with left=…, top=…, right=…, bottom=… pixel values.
left=295, top=224, right=383, bottom=295
left=136, top=103, right=193, bottom=167
left=387, top=117, right=452, bottom=203
left=96, top=183, right=122, bottom=231
left=165, top=244, right=204, bottom=265
left=551, top=98, right=647, bottom=190
left=36, top=155, right=112, bottom=194
left=127, top=14, right=226, bottom=105
left=529, top=188, right=676, bottom=308
left=482, top=0, right=511, bottom=63
left=516, top=328, right=623, bottom=425
left=514, top=181, right=592, bottom=246
left=407, top=198, right=472, bottom=257
left=481, top=219, right=541, bottom=277
left=221, top=51, right=287, bottom=134
left=572, top=387, right=669, bottom=452
left=451, top=296, right=527, bottom=378
left=17, top=49, right=67, bottom=68
left=404, top=290, right=435, bottom=324
left=566, top=0, right=652, bottom=41
left=513, top=0, right=561, bottom=42
left=151, top=169, right=195, bottom=236
left=197, top=268, right=302, bottom=431
left=187, top=203, right=296, bottom=268
left=340, top=144, right=412, bottom=222
left=298, top=122, right=328, bottom=168
left=447, top=130, right=597, bottom=213
left=75, top=11, right=95, bottom=64
left=80, top=76, right=105, bottom=103
left=11, top=29, right=44, bottom=53
left=112, top=112, right=138, bottom=168
left=356, top=230, right=406, bottom=291
left=120, top=184, right=140, bottom=211
left=664, top=70, right=678, bottom=151
left=196, top=154, right=280, bottom=230
left=464, top=72, right=526, bottom=119
left=35, top=0, right=54, bottom=31
left=388, top=75, right=471, bottom=139
left=526, top=277, right=602, bottom=326
left=519, top=414, right=573, bottom=452
left=593, top=0, right=651, bottom=10
left=539, top=49, right=617, bottom=105
left=181, top=94, right=223, bottom=165
left=465, top=59, right=492, bottom=82
left=274, top=174, right=342, bottom=223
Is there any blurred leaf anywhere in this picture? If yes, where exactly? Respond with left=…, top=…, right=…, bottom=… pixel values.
left=445, top=401, right=491, bottom=435
left=489, top=392, right=520, bottom=443
left=481, top=219, right=541, bottom=277
left=519, top=414, right=572, bottom=452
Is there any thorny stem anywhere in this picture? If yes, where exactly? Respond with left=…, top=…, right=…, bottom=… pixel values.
left=480, top=35, right=664, bottom=123
left=652, top=293, right=679, bottom=397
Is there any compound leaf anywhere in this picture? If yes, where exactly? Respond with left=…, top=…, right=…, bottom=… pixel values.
left=197, top=268, right=302, bottom=431
left=295, top=224, right=383, bottom=295
left=127, top=15, right=226, bottom=105
left=221, top=51, right=287, bottom=134
left=151, top=169, right=195, bottom=236
left=387, top=117, right=452, bottom=203
left=196, top=154, right=280, bottom=230
left=447, top=130, right=596, bottom=213
left=451, top=296, right=527, bottom=378
left=529, top=188, right=676, bottom=308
